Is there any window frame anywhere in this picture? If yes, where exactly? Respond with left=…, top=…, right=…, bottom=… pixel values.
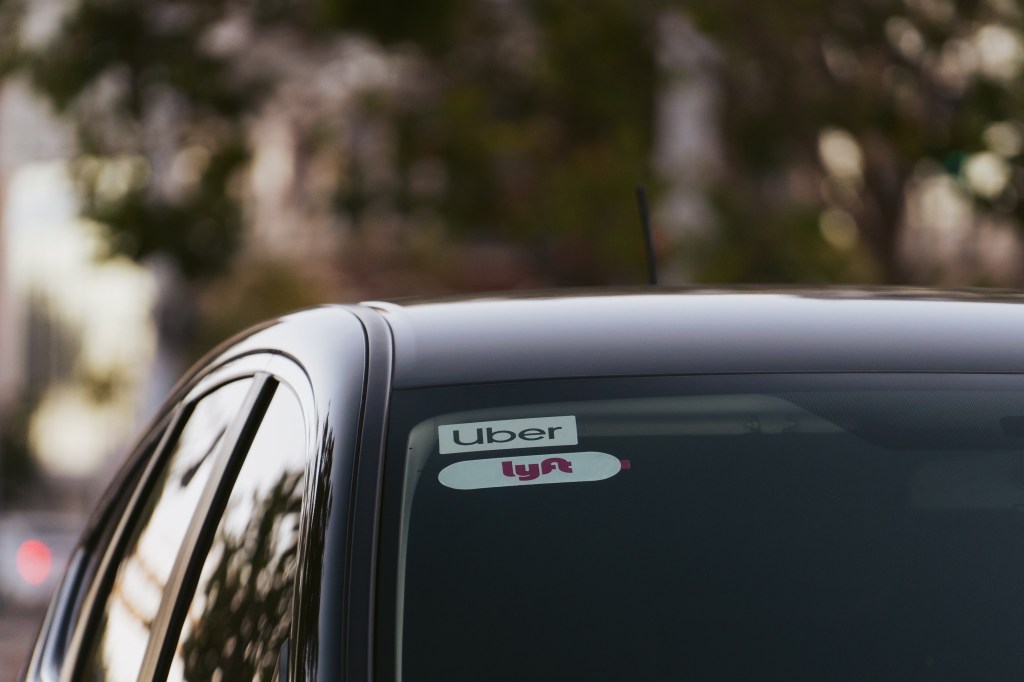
left=23, top=408, right=173, bottom=682
left=24, top=306, right=374, bottom=682
left=141, top=354, right=318, bottom=680
left=137, top=373, right=278, bottom=680
left=57, top=352, right=312, bottom=682
left=158, top=375, right=310, bottom=681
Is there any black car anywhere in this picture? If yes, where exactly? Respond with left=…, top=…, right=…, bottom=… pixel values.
left=22, top=288, right=1024, bottom=681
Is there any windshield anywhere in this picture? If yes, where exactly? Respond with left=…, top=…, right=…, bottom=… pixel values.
left=378, top=374, right=1024, bottom=681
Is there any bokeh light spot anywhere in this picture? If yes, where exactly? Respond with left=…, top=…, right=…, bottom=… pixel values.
left=16, top=539, right=52, bottom=586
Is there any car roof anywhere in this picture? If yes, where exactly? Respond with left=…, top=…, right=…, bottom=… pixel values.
left=358, top=288, right=1024, bottom=388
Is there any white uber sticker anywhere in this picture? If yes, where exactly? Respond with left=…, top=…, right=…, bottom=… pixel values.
left=438, top=416, right=578, bottom=455
left=438, top=451, right=625, bottom=490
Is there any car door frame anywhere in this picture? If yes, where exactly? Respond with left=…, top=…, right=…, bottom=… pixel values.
left=21, top=407, right=174, bottom=682
left=57, top=351, right=279, bottom=682
left=23, top=306, right=377, bottom=682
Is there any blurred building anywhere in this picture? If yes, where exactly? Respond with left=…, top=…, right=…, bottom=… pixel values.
left=0, top=80, right=158, bottom=508
left=0, top=79, right=71, bottom=411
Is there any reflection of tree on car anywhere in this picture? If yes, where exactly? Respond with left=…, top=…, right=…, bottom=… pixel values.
left=179, top=471, right=302, bottom=682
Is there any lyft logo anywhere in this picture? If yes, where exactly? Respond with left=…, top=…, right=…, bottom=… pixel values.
left=438, top=416, right=578, bottom=454
left=438, top=451, right=625, bottom=490
left=501, top=456, right=573, bottom=481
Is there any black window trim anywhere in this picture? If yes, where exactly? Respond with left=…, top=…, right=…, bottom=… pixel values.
left=61, top=395, right=193, bottom=682
left=139, top=373, right=278, bottom=681
left=144, top=352, right=319, bottom=682
left=59, top=362, right=271, bottom=682
left=24, top=407, right=175, bottom=682
left=343, top=305, right=393, bottom=682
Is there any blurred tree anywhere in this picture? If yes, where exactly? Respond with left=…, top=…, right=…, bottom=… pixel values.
left=0, top=290, right=81, bottom=499
left=188, top=258, right=334, bottom=360
left=6, top=0, right=660, bottom=290
left=17, top=0, right=257, bottom=279
left=0, top=397, right=38, bottom=501
left=688, top=0, right=1024, bottom=284
left=0, top=0, right=22, bottom=77
left=378, top=0, right=658, bottom=284
left=5, top=0, right=1024, bottom=291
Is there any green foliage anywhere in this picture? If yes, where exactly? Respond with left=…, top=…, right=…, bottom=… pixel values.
left=372, top=0, right=658, bottom=283
left=698, top=187, right=880, bottom=284
left=189, top=259, right=333, bottom=361
left=18, top=0, right=259, bottom=280
left=7, top=0, right=1024, bottom=288
left=27, top=0, right=256, bottom=115
left=0, top=0, right=24, bottom=77
left=688, top=0, right=1024, bottom=283
left=319, top=0, right=469, bottom=54
left=0, top=398, right=39, bottom=500
left=83, top=142, right=249, bottom=279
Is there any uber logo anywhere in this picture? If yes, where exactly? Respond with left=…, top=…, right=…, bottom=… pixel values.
left=438, top=416, right=578, bottom=454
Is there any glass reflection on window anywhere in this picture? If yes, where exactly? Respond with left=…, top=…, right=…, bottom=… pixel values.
left=83, top=379, right=252, bottom=682
left=168, top=384, right=306, bottom=682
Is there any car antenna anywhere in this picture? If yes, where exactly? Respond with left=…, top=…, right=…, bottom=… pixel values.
left=634, top=184, right=658, bottom=285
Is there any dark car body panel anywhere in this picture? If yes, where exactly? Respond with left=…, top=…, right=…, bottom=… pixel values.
left=371, top=290, right=1024, bottom=387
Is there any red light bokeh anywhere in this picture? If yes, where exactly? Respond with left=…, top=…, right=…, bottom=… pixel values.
left=16, top=539, right=52, bottom=586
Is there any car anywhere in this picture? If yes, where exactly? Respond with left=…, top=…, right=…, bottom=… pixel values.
left=20, top=288, right=1024, bottom=681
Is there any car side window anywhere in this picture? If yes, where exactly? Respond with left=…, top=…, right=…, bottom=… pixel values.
left=23, top=413, right=170, bottom=682
left=167, top=383, right=306, bottom=682
left=80, top=378, right=253, bottom=682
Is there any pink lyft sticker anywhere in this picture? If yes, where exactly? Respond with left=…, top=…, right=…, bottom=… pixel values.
left=438, top=451, right=624, bottom=490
